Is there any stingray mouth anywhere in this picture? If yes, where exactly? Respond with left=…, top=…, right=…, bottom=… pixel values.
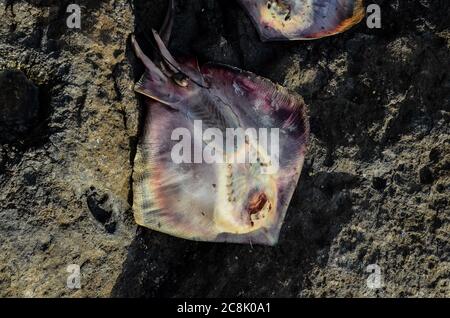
left=246, top=191, right=272, bottom=227
left=213, top=185, right=276, bottom=235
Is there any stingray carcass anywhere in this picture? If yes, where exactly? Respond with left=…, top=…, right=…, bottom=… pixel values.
left=238, top=0, right=365, bottom=41
left=132, top=31, right=309, bottom=245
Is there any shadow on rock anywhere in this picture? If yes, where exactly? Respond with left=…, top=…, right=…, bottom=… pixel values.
left=112, top=167, right=360, bottom=297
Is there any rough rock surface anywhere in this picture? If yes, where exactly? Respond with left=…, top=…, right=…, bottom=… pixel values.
left=0, top=0, right=137, bottom=297
left=0, top=0, right=449, bottom=297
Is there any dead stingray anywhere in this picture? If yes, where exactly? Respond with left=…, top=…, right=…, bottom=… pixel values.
left=132, top=31, right=309, bottom=245
left=238, top=0, right=365, bottom=41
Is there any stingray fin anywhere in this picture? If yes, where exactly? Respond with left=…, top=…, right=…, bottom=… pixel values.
left=133, top=101, right=219, bottom=241
left=132, top=35, right=190, bottom=109
left=131, top=35, right=165, bottom=79
left=152, top=29, right=181, bottom=72
left=202, top=63, right=309, bottom=160
left=303, top=0, right=365, bottom=39
left=134, top=70, right=182, bottom=107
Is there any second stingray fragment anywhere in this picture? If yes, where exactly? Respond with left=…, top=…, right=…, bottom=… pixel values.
left=132, top=31, right=309, bottom=245
left=238, top=0, right=365, bottom=41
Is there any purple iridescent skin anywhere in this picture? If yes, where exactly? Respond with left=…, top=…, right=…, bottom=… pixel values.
left=132, top=31, right=309, bottom=245
left=237, top=0, right=365, bottom=41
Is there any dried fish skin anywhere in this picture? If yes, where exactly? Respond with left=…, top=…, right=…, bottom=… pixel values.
left=238, top=0, right=365, bottom=41
left=132, top=33, right=309, bottom=245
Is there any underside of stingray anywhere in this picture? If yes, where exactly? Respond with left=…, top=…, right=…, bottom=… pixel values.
left=238, top=0, right=365, bottom=41
left=131, top=31, right=309, bottom=245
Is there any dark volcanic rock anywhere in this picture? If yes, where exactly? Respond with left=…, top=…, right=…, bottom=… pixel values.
left=0, top=0, right=137, bottom=297
left=0, top=69, right=39, bottom=143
